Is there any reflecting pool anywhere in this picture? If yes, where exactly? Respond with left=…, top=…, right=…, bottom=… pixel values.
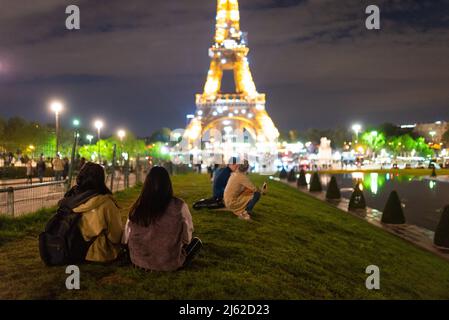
left=320, top=173, right=449, bottom=231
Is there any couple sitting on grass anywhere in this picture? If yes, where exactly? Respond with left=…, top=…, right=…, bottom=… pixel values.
left=195, top=157, right=266, bottom=221
left=62, top=162, right=202, bottom=270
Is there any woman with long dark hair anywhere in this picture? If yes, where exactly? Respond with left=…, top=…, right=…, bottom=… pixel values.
left=124, top=166, right=202, bottom=271
left=65, top=162, right=123, bottom=262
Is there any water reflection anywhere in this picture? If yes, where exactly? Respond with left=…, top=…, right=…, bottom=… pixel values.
left=319, top=172, right=449, bottom=231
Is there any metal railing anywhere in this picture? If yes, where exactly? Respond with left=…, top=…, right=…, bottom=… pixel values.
left=0, top=181, right=67, bottom=218
left=0, top=170, right=141, bottom=218
left=0, top=159, right=194, bottom=218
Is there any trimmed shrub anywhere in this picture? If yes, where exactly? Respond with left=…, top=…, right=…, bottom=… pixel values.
left=434, top=205, right=449, bottom=248
left=326, top=176, right=341, bottom=200
left=381, top=191, right=406, bottom=224
left=279, top=168, right=288, bottom=180
left=297, top=169, right=308, bottom=187
left=309, top=172, right=322, bottom=192
left=348, top=183, right=366, bottom=211
left=287, top=169, right=296, bottom=182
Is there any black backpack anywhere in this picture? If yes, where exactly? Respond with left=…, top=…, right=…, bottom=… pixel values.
left=39, top=190, right=98, bottom=266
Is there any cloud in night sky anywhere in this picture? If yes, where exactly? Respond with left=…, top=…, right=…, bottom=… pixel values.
left=0, top=0, right=448, bottom=136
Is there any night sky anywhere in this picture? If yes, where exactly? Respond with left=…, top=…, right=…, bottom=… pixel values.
left=0, top=0, right=448, bottom=137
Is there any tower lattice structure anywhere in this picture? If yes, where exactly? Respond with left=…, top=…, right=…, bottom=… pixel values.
left=182, top=0, right=279, bottom=166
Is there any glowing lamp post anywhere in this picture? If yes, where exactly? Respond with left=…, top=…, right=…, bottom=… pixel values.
left=117, top=129, right=126, bottom=142
left=352, top=124, right=362, bottom=144
left=86, top=134, right=94, bottom=145
left=94, top=120, right=104, bottom=163
left=117, top=129, right=126, bottom=166
left=50, top=101, right=63, bottom=155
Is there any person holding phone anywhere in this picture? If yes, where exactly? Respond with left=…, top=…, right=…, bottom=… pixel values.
left=223, top=160, right=265, bottom=221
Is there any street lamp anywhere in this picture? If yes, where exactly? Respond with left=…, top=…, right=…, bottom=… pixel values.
left=117, top=129, right=126, bottom=142
left=94, top=120, right=104, bottom=163
left=117, top=129, right=126, bottom=166
left=86, top=134, right=94, bottom=144
left=352, top=124, right=362, bottom=143
left=67, top=119, right=81, bottom=190
left=50, top=101, right=63, bottom=155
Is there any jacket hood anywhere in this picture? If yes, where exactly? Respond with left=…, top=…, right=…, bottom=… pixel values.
left=73, top=194, right=118, bottom=213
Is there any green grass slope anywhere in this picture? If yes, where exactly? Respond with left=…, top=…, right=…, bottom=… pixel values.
left=0, top=174, right=448, bottom=299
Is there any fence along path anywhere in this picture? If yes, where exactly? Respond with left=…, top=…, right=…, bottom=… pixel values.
left=0, top=172, right=139, bottom=218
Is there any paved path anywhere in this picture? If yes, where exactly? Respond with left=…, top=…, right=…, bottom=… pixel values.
left=0, top=177, right=55, bottom=187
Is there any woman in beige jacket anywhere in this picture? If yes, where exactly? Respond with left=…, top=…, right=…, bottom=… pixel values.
left=223, top=161, right=262, bottom=220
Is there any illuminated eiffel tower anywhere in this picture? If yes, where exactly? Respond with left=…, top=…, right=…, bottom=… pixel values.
left=180, top=0, right=279, bottom=171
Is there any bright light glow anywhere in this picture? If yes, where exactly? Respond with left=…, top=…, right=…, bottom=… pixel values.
left=72, top=119, right=80, bottom=127
left=197, top=110, right=203, bottom=116
left=370, top=173, right=378, bottom=195
left=305, top=173, right=311, bottom=184
left=186, top=114, right=195, bottom=119
left=352, top=124, right=362, bottom=133
left=86, top=134, right=94, bottom=143
left=224, top=126, right=233, bottom=133
left=117, top=129, right=126, bottom=140
left=50, top=101, right=63, bottom=114
left=352, top=172, right=364, bottom=180
left=161, top=146, right=169, bottom=155
left=212, top=111, right=218, bottom=116
left=94, top=120, right=104, bottom=130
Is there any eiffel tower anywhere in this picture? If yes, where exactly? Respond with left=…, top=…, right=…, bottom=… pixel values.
left=180, top=0, right=279, bottom=170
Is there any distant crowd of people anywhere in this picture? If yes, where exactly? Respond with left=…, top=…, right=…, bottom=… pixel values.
left=40, top=157, right=264, bottom=272
left=1, top=152, right=89, bottom=184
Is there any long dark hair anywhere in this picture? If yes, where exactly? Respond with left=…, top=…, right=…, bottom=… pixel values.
left=66, top=162, right=111, bottom=197
left=129, top=166, right=174, bottom=227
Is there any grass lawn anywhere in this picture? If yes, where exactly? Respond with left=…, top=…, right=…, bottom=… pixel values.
left=1, top=173, right=449, bottom=299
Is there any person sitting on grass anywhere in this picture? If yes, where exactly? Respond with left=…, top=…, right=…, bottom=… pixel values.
left=69, top=162, right=123, bottom=263
left=224, top=160, right=264, bottom=221
left=212, top=157, right=240, bottom=201
left=124, top=166, right=202, bottom=271
left=192, top=157, right=239, bottom=210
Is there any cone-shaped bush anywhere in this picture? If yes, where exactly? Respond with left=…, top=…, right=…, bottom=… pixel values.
left=309, top=172, right=322, bottom=192
left=297, top=169, right=308, bottom=187
left=381, top=191, right=406, bottom=224
left=326, top=176, right=341, bottom=200
left=434, top=205, right=449, bottom=248
left=287, top=169, right=296, bottom=182
left=348, top=183, right=366, bottom=211
left=279, top=168, right=288, bottom=180
left=431, top=167, right=437, bottom=177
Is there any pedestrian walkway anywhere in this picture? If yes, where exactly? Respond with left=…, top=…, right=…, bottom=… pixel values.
left=0, top=177, right=54, bottom=187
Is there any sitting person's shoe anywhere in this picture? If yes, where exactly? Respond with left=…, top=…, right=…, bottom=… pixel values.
left=238, top=211, right=251, bottom=221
